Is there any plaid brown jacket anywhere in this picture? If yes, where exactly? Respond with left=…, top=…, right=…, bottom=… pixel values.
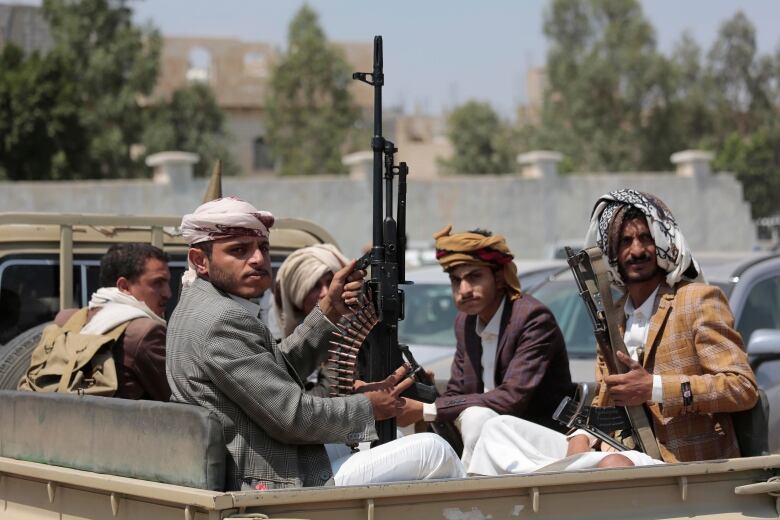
left=593, top=282, right=758, bottom=462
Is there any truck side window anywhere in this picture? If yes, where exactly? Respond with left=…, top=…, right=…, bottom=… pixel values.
left=0, top=263, right=76, bottom=344
left=736, top=275, right=780, bottom=345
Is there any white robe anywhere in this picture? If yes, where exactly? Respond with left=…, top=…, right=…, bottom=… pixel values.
left=468, top=415, right=663, bottom=476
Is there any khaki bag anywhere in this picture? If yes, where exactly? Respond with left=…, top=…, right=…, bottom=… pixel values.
left=18, top=308, right=129, bottom=396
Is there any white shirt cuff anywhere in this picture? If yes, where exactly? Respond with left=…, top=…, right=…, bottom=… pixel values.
left=422, top=402, right=437, bottom=422
left=652, top=374, right=663, bottom=403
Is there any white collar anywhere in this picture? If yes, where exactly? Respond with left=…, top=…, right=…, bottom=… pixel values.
left=475, top=297, right=505, bottom=338
left=229, top=293, right=262, bottom=317
left=624, top=284, right=660, bottom=318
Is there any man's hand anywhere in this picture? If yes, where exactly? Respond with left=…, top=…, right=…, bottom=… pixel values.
left=604, top=351, right=653, bottom=406
left=354, top=365, right=410, bottom=394
left=364, top=391, right=403, bottom=421
left=566, top=434, right=592, bottom=456
left=396, top=398, right=424, bottom=427
left=319, top=260, right=366, bottom=322
left=357, top=364, right=417, bottom=421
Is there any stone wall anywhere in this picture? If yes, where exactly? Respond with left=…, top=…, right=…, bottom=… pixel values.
left=0, top=151, right=754, bottom=258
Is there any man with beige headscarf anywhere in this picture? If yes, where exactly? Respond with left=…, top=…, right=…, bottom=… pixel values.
left=273, top=243, right=348, bottom=396
left=397, top=225, right=574, bottom=470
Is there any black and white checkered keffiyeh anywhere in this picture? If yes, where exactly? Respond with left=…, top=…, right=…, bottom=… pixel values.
left=584, top=189, right=702, bottom=287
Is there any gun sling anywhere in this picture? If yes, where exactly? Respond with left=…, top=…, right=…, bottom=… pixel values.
left=586, top=247, right=662, bottom=460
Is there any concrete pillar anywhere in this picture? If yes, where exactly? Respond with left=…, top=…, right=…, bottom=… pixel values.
left=670, top=150, right=713, bottom=178
left=342, top=151, right=373, bottom=181
left=516, top=150, right=562, bottom=179
left=146, top=151, right=199, bottom=185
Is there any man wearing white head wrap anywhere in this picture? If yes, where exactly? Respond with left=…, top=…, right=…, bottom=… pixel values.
left=274, top=244, right=348, bottom=338
left=166, top=197, right=464, bottom=491
left=568, top=189, right=757, bottom=463
left=273, top=243, right=348, bottom=397
left=468, top=190, right=758, bottom=475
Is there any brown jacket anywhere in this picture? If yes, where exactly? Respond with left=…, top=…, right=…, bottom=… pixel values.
left=437, top=294, right=575, bottom=429
left=55, top=308, right=171, bottom=401
left=593, top=282, right=758, bottom=462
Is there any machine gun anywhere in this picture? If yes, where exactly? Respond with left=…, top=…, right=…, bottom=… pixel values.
left=351, top=36, right=422, bottom=444
left=562, top=246, right=662, bottom=459
left=353, top=37, right=462, bottom=450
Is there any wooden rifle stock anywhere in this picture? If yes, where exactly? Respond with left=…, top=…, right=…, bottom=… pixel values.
left=566, top=247, right=662, bottom=460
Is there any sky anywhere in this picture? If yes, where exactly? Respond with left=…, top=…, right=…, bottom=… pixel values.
left=19, top=0, right=780, bottom=118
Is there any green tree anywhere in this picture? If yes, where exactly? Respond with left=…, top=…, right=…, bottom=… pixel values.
left=265, top=6, right=358, bottom=175
left=43, top=0, right=161, bottom=178
left=714, top=127, right=780, bottom=219
left=536, top=0, right=672, bottom=172
left=41, top=0, right=161, bottom=178
left=0, top=45, right=87, bottom=180
left=142, top=83, right=239, bottom=177
left=705, top=12, right=780, bottom=218
left=441, top=101, right=515, bottom=174
left=706, top=11, right=776, bottom=136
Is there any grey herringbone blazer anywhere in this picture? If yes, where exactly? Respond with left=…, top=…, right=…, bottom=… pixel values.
left=166, top=277, right=376, bottom=490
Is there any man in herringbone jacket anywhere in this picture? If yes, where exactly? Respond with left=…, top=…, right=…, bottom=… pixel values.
left=167, top=198, right=464, bottom=490
left=467, top=190, right=758, bottom=475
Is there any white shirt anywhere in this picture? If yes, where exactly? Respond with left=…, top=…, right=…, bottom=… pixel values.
left=623, top=286, right=663, bottom=403
left=422, top=299, right=506, bottom=422
left=569, top=285, right=664, bottom=446
left=475, top=298, right=505, bottom=392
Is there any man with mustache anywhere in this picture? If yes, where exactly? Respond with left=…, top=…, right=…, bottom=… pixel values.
left=396, top=225, right=574, bottom=470
left=467, top=190, right=758, bottom=475
left=166, top=197, right=464, bottom=491
left=38, top=243, right=171, bottom=401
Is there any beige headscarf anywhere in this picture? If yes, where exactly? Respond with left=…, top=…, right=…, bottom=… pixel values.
left=274, top=244, right=348, bottom=337
left=434, top=224, right=522, bottom=300
left=179, top=197, right=274, bottom=287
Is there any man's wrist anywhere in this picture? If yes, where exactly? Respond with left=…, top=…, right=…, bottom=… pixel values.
left=317, top=297, right=339, bottom=323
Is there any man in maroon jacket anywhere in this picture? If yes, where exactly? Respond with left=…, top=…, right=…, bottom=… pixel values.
left=54, top=243, right=171, bottom=401
left=398, top=225, right=574, bottom=468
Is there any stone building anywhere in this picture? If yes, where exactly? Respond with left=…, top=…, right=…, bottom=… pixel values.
left=0, top=3, right=53, bottom=54
left=153, top=36, right=376, bottom=176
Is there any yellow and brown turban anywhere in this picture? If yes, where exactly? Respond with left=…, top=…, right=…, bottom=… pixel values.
left=433, top=224, right=522, bottom=300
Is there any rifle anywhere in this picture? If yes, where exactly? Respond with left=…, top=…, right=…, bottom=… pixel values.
left=353, top=37, right=458, bottom=448
left=563, top=246, right=662, bottom=459
left=553, top=383, right=631, bottom=452
left=352, top=36, right=409, bottom=445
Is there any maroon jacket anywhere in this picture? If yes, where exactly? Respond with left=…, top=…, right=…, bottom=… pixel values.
left=55, top=308, right=171, bottom=401
left=436, top=294, right=574, bottom=430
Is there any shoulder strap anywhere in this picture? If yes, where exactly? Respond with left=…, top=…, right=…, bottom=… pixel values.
left=55, top=320, right=131, bottom=394
left=586, top=247, right=663, bottom=461
left=62, top=307, right=91, bottom=333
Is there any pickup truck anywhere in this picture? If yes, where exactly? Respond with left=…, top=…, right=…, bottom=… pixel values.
left=0, top=212, right=336, bottom=390
left=1, top=387, right=779, bottom=520
left=0, top=214, right=778, bottom=520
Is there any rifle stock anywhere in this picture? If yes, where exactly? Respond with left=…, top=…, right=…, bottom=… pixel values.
left=565, top=247, right=662, bottom=460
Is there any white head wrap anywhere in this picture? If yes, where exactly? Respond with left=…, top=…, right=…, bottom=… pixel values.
left=273, top=244, right=347, bottom=338
left=584, top=189, right=703, bottom=287
left=180, top=197, right=274, bottom=286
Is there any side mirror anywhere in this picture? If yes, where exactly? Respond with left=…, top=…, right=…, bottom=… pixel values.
left=747, top=329, right=780, bottom=373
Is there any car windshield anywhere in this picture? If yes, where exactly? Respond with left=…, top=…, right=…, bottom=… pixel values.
left=398, top=283, right=457, bottom=347
left=531, top=279, right=599, bottom=358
